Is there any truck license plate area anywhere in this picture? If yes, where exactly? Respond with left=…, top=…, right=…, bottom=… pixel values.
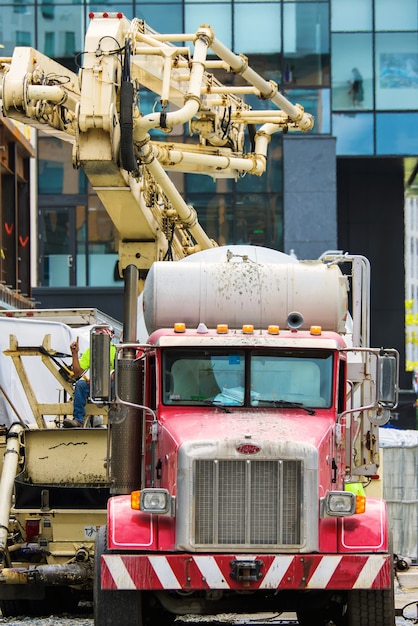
left=230, top=559, right=263, bottom=582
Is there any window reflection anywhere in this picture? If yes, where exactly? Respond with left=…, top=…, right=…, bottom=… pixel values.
left=234, top=4, right=281, bottom=54
left=332, top=113, right=374, bottom=156
left=84, top=191, right=120, bottom=286
left=375, top=33, right=418, bottom=110
left=37, top=135, right=119, bottom=287
left=283, top=2, right=330, bottom=86
left=135, top=4, right=182, bottom=32
left=38, top=137, right=83, bottom=194
left=282, top=89, right=331, bottom=133
left=375, top=0, right=418, bottom=31
left=37, top=4, right=83, bottom=57
left=164, top=350, right=246, bottom=406
left=331, top=0, right=372, bottom=32
left=40, top=208, right=72, bottom=287
left=162, top=348, right=333, bottom=408
left=251, top=351, right=333, bottom=407
left=185, top=137, right=283, bottom=250
left=331, top=34, right=373, bottom=111
left=376, top=113, right=418, bottom=155
left=185, top=5, right=232, bottom=48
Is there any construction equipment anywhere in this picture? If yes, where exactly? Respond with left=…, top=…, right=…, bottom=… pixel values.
left=0, top=13, right=399, bottom=626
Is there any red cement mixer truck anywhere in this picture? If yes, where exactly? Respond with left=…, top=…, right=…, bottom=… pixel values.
left=93, top=245, right=398, bottom=626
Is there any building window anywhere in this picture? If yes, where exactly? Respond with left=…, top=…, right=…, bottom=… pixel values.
left=234, top=4, right=281, bottom=54
left=331, top=0, right=372, bottom=32
left=376, top=113, right=418, bottom=155
left=44, top=32, right=55, bottom=57
left=64, top=32, right=76, bottom=56
left=283, top=2, right=330, bottom=87
left=41, top=0, right=54, bottom=20
left=13, top=0, right=28, bottom=15
left=375, top=33, right=418, bottom=110
left=283, top=88, right=331, bottom=133
left=185, top=4, right=232, bottom=48
left=332, top=112, right=374, bottom=156
left=375, top=0, right=418, bottom=31
left=185, top=136, right=284, bottom=250
left=16, top=31, right=32, bottom=46
left=135, top=4, right=182, bottom=33
left=331, top=33, right=373, bottom=111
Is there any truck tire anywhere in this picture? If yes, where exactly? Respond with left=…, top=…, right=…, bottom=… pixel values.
left=94, top=525, right=143, bottom=626
left=0, top=587, right=78, bottom=618
left=297, top=599, right=346, bottom=626
left=347, top=588, right=395, bottom=626
left=142, top=591, right=176, bottom=626
left=0, top=599, right=31, bottom=617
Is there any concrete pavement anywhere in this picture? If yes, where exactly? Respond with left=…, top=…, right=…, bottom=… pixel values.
left=395, top=567, right=418, bottom=618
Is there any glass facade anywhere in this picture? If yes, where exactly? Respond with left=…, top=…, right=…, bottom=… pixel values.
left=1, top=0, right=417, bottom=287
left=331, top=0, right=418, bottom=156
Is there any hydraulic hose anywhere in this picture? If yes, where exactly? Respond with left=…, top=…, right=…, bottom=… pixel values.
left=120, top=43, right=138, bottom=174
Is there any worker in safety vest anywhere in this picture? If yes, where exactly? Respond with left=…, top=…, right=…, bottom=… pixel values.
left=64, top=327, right=116, bottom=428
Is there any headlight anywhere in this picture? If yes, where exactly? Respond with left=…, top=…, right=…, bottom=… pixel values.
left=322, top=491, right=355, bottom=517
left=140, top=488, right=171, bottom=514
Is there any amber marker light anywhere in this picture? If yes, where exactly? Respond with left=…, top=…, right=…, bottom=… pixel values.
left=174, top=322, right=186, bottom=333
left=310, top=325, right=322, bottom=335
left=242, top=324, right=254, bottom=334
left=131, top=490, right=140, bottom=510
left=217, top=324, right=229, bottom=334
left=355, top=495, right=366, bottom=514
left=268, top=325, right=280, bottom=335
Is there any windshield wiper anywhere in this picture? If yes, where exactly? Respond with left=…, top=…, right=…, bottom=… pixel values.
left=257, top=399, right=316, bottom=415
left=170, top=398, right=232, bottom=413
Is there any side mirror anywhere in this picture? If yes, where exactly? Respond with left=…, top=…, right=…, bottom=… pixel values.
left=90, top=326, right=112, bottom=402
left=368, top=350, right=398, bottom=426
left=378, top=351, right=398, bottom=407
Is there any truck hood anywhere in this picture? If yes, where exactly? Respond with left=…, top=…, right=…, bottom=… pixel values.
left=160, top=408, right=333, bottom=450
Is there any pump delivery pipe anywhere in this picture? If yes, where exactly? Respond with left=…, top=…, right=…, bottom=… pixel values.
left=134, top=26, right=211, bottom=139
left=208, top=35, right=314, bottom=133
left=0, top=424, right=24, bottom=566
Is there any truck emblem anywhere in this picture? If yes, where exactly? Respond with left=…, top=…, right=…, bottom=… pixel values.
left=236, top=443, right=260, bottom=454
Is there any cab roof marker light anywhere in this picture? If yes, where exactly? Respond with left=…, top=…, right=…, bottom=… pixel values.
left=174, top=322, right=186, bottom=333
left=89, top=12, right=123, bottom=19
left=217, top=323, right=228, bottom=334
left=268, top=325, right=280, bottom=335
left=242, top=324, right=254, bottom=334
left=310, top=325, right=322, bottom=335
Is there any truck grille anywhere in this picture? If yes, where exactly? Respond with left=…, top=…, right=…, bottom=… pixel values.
left=194, top=459, right=302, bottom=547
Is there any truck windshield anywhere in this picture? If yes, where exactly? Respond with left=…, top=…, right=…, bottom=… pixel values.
left=162, top=349, right=333, bottom=408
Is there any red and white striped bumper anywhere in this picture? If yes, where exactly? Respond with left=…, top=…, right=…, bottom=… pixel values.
left=101, top=553, right=392, bottom=591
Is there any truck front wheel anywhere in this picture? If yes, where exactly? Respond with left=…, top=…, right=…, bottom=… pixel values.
left=94, top=525, right=142, bottom=626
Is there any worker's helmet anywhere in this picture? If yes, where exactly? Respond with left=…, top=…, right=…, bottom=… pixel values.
left=96, top=325, right=115, bottom=337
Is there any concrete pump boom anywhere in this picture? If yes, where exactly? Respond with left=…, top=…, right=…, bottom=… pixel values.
left=0, top=12, right=313, bottom=285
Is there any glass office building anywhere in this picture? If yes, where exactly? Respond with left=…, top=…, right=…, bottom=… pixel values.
left=1, top=0, right=417, bottom=384
left=1, top=0, right=416, bottom=290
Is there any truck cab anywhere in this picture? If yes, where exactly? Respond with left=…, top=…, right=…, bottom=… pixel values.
left=96, top=248, right=398, bottom=626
